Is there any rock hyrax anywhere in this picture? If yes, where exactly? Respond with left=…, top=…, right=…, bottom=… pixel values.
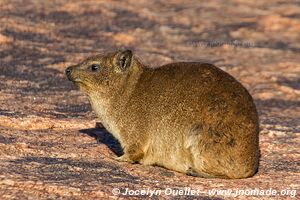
left=65, top=49, right=259, bottom=179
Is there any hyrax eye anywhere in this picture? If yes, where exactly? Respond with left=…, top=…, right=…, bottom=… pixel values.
left=90, top=64, right=100, bottom=71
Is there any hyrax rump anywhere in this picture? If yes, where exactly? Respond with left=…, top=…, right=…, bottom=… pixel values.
left=65, top=49, right=259, bottom=179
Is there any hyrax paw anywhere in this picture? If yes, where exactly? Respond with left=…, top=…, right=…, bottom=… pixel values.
left=113, top=155, right=135, bottom=163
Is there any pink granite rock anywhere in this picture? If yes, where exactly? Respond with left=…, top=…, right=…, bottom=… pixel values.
left=0, top=0, right=299, bottom=199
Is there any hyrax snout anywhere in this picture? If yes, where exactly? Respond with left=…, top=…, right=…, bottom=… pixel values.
left=66, top=49, right=259, bottom=179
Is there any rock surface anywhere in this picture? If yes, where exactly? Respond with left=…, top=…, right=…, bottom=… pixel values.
left=0, top=0, right=299, bottom=199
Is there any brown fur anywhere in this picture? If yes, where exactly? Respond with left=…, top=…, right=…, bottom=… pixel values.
left=65, top=49, right=260, bottom=179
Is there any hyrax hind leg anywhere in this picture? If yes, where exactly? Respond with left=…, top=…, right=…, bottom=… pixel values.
left=187, top=122, right=258, bottom=179
left=185, top=123, right=241, bottom=179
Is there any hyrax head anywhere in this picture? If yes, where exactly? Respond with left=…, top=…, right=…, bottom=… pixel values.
left=65, top=49, right=139, bottom=95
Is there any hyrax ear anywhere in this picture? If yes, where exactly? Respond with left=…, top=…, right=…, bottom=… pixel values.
left=113, top=49, right=133, bottom=72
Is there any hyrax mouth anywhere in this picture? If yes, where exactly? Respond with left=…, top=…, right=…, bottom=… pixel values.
left=65, top=66, right=83, bottom=84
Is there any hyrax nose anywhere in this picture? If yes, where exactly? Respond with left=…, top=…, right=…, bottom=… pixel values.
left=65, top=66, right=75, bottom=81
left=65, top=66, right=73, bottom=76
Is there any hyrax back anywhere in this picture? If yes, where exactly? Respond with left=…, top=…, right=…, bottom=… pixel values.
left=66, top=49, right=259, bottom=179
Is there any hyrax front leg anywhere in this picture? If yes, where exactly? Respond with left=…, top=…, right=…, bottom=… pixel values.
left=115, top=143, right=144, bottom=164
